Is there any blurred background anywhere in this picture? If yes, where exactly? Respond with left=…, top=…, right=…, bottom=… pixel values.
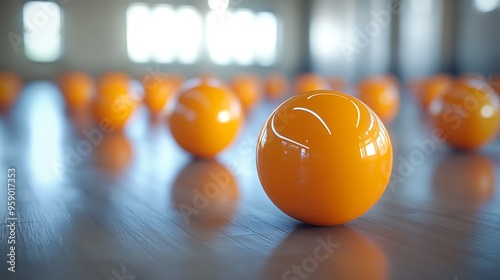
left=0, top=0, right=499, bottom=83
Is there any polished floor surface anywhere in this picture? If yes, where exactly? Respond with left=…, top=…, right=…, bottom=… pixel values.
left=1, top=81, right=500, bottom=280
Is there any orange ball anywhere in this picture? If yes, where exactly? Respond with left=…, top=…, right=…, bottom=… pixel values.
left=142, top=74, right=175, bottom=114
left=357, top=76, right=400, bottom=124
left=265, top=73, right=288, bottom=100
left=256, top=90, right=393, bottom=226
left=93, top=72, right=136, bottom=130
left=294, top=73, right=330, bottom=95
left=415, top=74, right=453, bottom=109
left=430, top=78, right=500, bottom=150
left=167, top=78, right=244, bottom=158
left=92, top=94, right=137, bottom=130
left=98, top=72, right=131, bottom=98
left=0, top=72, right=22, bottom=112
left=231, top=74, right=262, bottom=111
left=57, top=71, right=94, bottom=110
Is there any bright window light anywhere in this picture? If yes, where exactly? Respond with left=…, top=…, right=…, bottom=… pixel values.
left=206, top=11, right=232, bottom=65
left=255, top=12, right=278, bottom=66
left=176, top=6, right=203, bottom=64
left=310, top=17, right=336, bottom=61
left=231, top=9, right=255, bottom=65
left=151, top=5, right=176, bottom=63
left=127, top=3, right=152, bottom=63
left=23, top=1, right=62, bottom=62
left=475, top=0, right=499, bottom=12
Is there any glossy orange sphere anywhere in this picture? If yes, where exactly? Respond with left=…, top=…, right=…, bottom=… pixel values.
left=357, top=76, right=400, bottom=124
left=416, top=74, right=453, bottom=109
left=0, top=72, right=22, bottom=112
left=58, top=71, right=94, bottom=110
left=231, top=74, right=262, bottom=111
left=265, top=73, right=288, bottom=100
left=142, top=74, right=175, bottom=114
left=430, top=79, right=500, bottom=150
left=167, top=78, right=244, bottom=158
left=294, top=73, right=330, bottom=95
left=256, top=90, right=393, bottom=226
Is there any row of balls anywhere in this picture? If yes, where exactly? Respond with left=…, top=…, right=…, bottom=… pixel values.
left=2, top=71, right=499, bottom=152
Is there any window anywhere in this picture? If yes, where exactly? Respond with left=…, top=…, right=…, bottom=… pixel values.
left=206, top=11, right=232, bottom=65
left=126, top=3, right=151, bottom=63
left=175, top=6, right=203, bottom=64
left=151, top=5, right=176, bottom=63
left=231, top=9, right=255, bottom=65
left=127, top=4, right=202, bottom=64
left=23, top=1, right=62, bottom=62
left=474, top=0, right=499, bottom=12
left=255, top=12, right=278, bottom=66
left=127, top=3, right=278, bottom=66
left=206, top=9, right=278, bottom=66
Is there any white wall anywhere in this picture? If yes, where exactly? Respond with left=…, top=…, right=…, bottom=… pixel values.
left=456, top=0, right=500, bottom=75
left=310, top=0, right=395, bottom=82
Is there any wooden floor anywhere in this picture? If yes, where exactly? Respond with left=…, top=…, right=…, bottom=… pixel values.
left=1, top=81, right=500, bottom=280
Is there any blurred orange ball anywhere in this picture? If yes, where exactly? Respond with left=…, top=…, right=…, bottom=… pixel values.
left=294, top=73, right=330, bottom=95
left=58, top=71, right=94, bottom=110
left=0, top=72, right=22, bottom=112
left=357, top=76, right=400, bottom=124
left=93, top=72, right=136, bottom=130
left=231, top=74, right=262, bottom=111
left=265, top=73, right=288, bottom=100
left=414, top=74, right=453, bottom=110
left=430, top=78, right=500, bottom=150
left=256, top=90, right=393, bottom=226
left=92, top=94, right=137, bottom=130
left=97, top=72, right=131, bottom=98
left=142, top=74, right=175, bottom=114
left=168, top=78, right=244, bottom=158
